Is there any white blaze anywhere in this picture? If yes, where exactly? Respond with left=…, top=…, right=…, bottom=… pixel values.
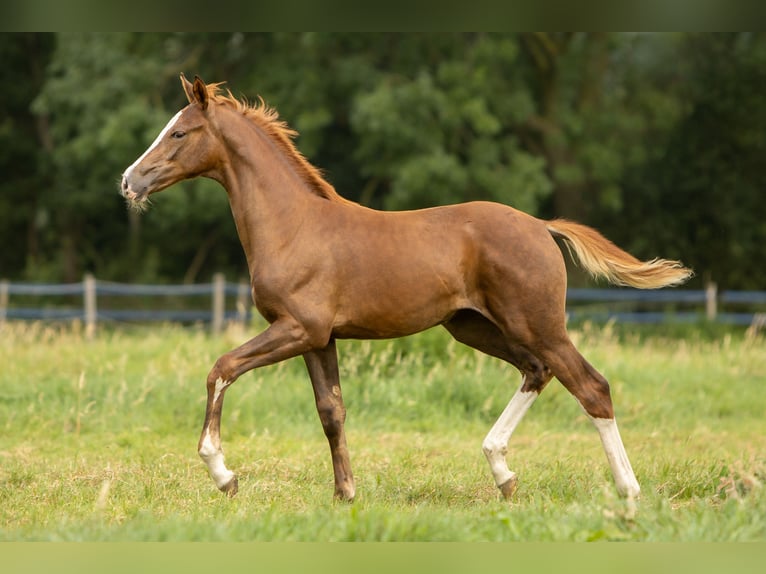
left=123, top=110, right=183, bottom=180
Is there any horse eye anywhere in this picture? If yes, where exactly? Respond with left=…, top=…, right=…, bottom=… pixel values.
left=171, top=131, right=186, bottom=139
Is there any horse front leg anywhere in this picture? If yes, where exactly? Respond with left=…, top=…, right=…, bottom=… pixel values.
left=303, top=339, right=355, bottom=502
left=197, top=317, right=316, bottom=496
left=198, top=375, right=238, bottom=495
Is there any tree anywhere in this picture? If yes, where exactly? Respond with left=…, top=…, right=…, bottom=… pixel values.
left=0, top=33, right=54, bottom=278
left=29, top=33, right=243, bottom=282
left=2, top=33, right=762, bottom=290
left=29, top=34, right=164, bottom=280
left=348, top=34, right=552, bottom=213
left=518, top=33, right=688, bottom=224
left=614, top=33, right=766, bottom=289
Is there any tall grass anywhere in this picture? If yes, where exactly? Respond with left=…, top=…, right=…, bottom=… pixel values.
left=0, top=320, right=764, bottom=541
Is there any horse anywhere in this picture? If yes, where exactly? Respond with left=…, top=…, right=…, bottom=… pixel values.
left=121, top=74, right=692, bottom=502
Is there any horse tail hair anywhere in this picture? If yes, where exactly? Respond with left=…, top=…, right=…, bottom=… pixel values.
left=545, top=219, right=693, bottom=289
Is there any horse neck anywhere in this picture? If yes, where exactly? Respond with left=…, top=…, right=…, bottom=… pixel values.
left=215, top=112, right=320, bottom=273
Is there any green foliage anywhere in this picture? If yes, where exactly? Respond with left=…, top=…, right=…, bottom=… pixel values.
left=613, top=34, right=766, bottom=288
left=1, top=33, right=764, bottom=288
left=350, top=36, right=552, bottom=212
left=0, top=33, right=54, bottom=277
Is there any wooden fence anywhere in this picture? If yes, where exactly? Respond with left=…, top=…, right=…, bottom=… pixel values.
left=564, top=283, right=766, bottom=326
left=1, top=275, right=765, bottom=337
left=0, top=273, right=251, bottom=337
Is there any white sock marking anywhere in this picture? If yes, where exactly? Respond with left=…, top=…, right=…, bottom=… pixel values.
left=483, top=382, right=538, bottom=487
left=589, top=416, right=640, bottom=498
left=199, top=377, right=234, bottom=488
left=199, top=429, right=235, bottom=489
left=198, top=377, right=236, bottom=489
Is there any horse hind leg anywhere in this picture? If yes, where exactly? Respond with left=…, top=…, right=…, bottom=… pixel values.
left=537, top=337, right=641, bottom=499
left=482, top=396, right=531, bottom=498
left=482, top=363, right=552, bottom=499
left=444, top=311, right=553, bottom=499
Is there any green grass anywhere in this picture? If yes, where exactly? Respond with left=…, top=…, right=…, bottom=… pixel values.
left=1, top=320, right=764, bottom=541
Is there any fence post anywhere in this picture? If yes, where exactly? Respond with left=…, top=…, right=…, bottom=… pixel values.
left=705, top=281, right=718, bottom=321
left=236, top=279, right=250, bottom=327
left=212, top=272, right=225, bottom=334
left=0, top=279, right=8, bottom=326
left=84, top=273, right=97, bottom=339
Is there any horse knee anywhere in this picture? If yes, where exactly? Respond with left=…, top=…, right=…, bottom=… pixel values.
left=207, top=354, right=237, bottom=388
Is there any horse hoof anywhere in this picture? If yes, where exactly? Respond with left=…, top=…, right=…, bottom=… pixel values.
left=333, top=489, right=355, bottom=503
left=220, top=476, right=239, bottom=497
left=498, top=475, right=518, bottom=500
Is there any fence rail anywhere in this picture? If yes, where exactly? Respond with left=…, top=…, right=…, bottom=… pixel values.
left=0, top=273, right=251, bottom=336
left=1, top=275, right=765, bottom=336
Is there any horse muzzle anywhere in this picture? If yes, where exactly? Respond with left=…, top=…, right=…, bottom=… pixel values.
left=120, top=173, right=150, bottom=207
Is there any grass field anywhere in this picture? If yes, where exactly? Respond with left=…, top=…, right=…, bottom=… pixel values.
left=1, top=319, right=764, bottom=541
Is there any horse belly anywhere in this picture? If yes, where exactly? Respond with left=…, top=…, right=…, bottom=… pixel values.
left=331, top=241, right=471, bottom=339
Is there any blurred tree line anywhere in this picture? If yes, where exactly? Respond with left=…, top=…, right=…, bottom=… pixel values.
left=0, top=33, right=764, bottom=289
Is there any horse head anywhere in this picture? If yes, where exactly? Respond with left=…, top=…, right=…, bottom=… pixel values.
left=120, top=75, right=222, bottom=210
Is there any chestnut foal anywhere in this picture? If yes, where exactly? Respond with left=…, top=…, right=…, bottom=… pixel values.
left=121, top=75, right=691, bottom=502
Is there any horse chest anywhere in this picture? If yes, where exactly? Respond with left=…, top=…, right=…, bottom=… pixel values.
left=248, top=269, right=326, bottom=324
left=249, top=280, right=281, bottom=323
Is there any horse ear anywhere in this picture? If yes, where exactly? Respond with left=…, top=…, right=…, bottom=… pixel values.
left=193, top=75, right=209, bottom=111
left=180, top=73, right=195, bottom=104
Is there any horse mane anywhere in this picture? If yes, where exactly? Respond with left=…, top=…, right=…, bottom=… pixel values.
left=205, top=83, right=352, bottom=204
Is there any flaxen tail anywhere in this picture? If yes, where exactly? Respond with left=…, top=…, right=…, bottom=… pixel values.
left=546, top=219, right=693, bottom=289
